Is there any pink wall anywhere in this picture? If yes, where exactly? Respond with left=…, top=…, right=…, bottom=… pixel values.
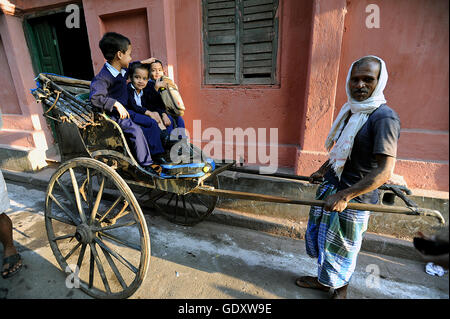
left=82, top=0, right=450, bottom=191
left=82, top=0, right=176, bottom=76
left=15, top=0, right=73, bottom=11
left=97, top=9, right=150, bottom=63
left=335, top=0, right=449, bottom=191
left=295, top=0, right=347, bottom=176
left=0, top=12, right=53, bottom=152
left=1, top=0, right=447, bottom=190
left=0, top=35, right=21, bottom=114
left=174, top=0, right=313, bottom=167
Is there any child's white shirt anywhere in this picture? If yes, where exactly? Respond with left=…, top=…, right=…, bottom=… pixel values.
left=105, top=62, right=127, bottom=78
left=130, top=84, right=144, bottom=107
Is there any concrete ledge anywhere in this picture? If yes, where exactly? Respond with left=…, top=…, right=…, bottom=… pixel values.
left=0, top=144, right=48, bottom=171
left=1, top=164, right=55, bottom=188
left=361, top=232, right=423, bottom=261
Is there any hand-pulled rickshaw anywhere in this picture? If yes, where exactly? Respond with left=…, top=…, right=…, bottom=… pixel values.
left=30, top=74, right=445, bottom=299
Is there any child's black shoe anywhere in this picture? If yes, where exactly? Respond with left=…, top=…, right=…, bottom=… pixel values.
left=160, top=129, right=171, bottom=147
left=152, top=153, right=169, bottom=164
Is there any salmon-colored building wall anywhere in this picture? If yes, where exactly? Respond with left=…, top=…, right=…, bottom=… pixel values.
left=335, top=0, right=449, bottom=191
left=0, top=35, right=21, bottom=114
left=81, top=0, right=177, bottom=77
left=0, top=9, right=52, bottom=165
left=174, top=0, right=313, bottom=168
left=1, top=0, right=448, bottom=192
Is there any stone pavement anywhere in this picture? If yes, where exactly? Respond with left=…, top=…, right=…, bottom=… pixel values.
left=0, top=180, right=448, bottom=299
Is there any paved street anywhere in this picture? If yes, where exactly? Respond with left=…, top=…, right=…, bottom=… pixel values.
left=0, top=180, right=448, bottom=300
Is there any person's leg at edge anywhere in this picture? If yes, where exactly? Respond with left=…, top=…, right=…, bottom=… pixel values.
left=0, top=213, right=22, bottom=277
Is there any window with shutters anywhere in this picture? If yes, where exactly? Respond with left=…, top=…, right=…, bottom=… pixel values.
left=202, top=0, right=279, bottom=85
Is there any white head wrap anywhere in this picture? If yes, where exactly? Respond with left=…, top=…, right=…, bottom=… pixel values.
left=325, top=55, right=388, bottom=179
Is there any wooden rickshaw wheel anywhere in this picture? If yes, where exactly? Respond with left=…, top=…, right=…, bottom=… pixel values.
left=45, top=157, right=150, bottom=299
left=144, top=143, right=220, bottom=226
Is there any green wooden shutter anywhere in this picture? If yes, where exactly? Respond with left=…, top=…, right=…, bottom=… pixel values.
left=203, top=0, right=278, bottom=85
left=203, top=0, right=239, bottom=84
left=241, top=0, right=278, bottom=84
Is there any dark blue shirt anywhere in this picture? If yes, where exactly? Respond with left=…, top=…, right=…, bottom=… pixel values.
left=143, top=80, right=167, bottom=115
left=325, top=104, right=401, bottom=204
left=89, top=64, right=129, bottom=113
left=126, top=82, right=166, bottom=116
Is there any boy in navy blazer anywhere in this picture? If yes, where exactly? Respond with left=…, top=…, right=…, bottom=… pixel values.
left=89, top=32, right=166, bottom=167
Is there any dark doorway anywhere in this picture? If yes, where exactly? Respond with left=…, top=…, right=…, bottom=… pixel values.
left=24, top=6, right=94, bottom=81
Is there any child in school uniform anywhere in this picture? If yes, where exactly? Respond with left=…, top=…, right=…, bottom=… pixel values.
left=125, top=62, right=171, bottom=162
left=145, top=59, right=186, bottom=143
left=127, top=62, right=165, bottom=128
left=89, top=32, right=167, bottom=167
left=126, top=62, right=172, bottom=151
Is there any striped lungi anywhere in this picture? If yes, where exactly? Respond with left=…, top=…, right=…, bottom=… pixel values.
left=305, top=181, right=370, bottom=288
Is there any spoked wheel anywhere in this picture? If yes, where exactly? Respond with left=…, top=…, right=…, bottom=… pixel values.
left=45, top=157, right=150, bottom=299
left=145, top=175, right=219, bottom=226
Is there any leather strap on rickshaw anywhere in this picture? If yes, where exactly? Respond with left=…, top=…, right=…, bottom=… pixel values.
left=150, top=164, right=163, bottom=175
left=44, top=90, right=62, bottom=115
